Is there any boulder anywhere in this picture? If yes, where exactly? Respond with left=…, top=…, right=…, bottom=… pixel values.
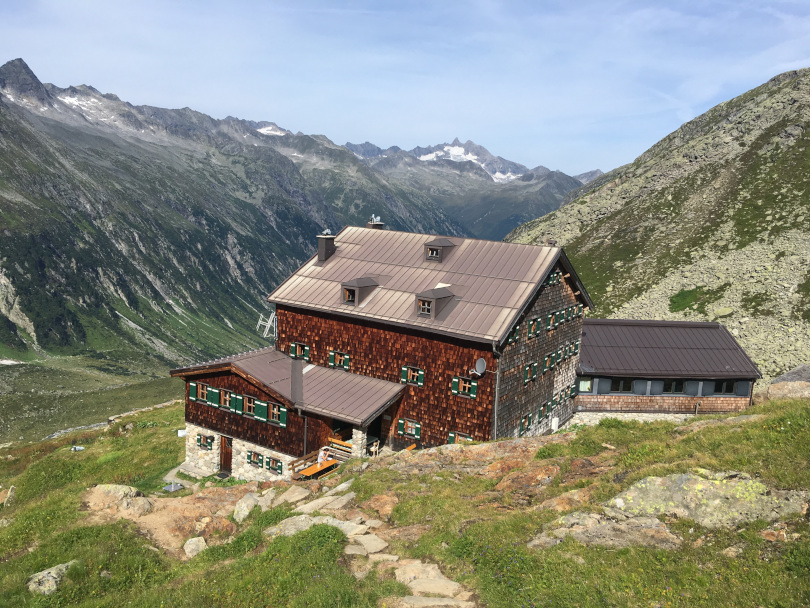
left=2, top=485, right=15, bottom=508
left=183, top=536, right=207, bottom=558
left=256, top=489, right=276, bottom=511
left=120, top=496, right=153, bottom=517
left=528, top=512, right=681, bottom=550
left=361, top=494, right=399, bottom=518
left=233, top=493, right=259, bottom=523
left=265, top=514, right=316, bottom=538
left=344, top=543, right=368, bottom=556
left=324, top=491, right=356, bottom=510
left=271, top=485, right=311, bottom=507
left=535, top=485, right=596, bottom=512
left=494, top=462, right=559, bottom=493
left=354, top=533, right=389, bottom=554
left=95, top=484, right=142, bottom=507
left=605, top=471, right=808, bottom=528
left=323, top=478, right=354, bottom=496
left=27, top=560, right=79, bottom=595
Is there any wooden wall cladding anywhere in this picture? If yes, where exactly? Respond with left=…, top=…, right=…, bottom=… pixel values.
left=575, top=394, right=750, bottom=414
left=497, top=263, right=585, bottom=437
left=184, top=370, right=332, bottom=458
left=276, top=306, right=496, bottom=448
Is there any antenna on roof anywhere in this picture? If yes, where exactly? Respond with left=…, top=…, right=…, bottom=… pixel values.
left=256, top=312, right=277, bottom=339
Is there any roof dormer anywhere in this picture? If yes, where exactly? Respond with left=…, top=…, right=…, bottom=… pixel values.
left=341, top=276, right=379, bottom=306
left=415, top=286, right=454, bottom=319
left=424, top=238, right=455, bottom=262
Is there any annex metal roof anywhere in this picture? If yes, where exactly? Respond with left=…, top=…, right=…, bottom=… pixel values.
left=577, top=319, right=762, bottom=379
left=171, top=347, right=404, bottom=426
left=267, top=226, right=593, bottom=345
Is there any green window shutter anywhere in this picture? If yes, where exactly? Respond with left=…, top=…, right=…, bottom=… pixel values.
left=574, top=339, right=580, bottom=354
left=196, top=434, right=202, bottom=447
left=557, top=348, right=563, bottom=364
left=208, top=387, right=220, bottom=407
left=448, top=432, right=456, bottom=444
left=328, top=351, right=335, bottom=367
left=451, top=376, right=459, bottom=395
left=266, top=458, right=272, bottom=470
left=255, top=400, right=268, bottom=422
left=304, top=345, right=310, bottom=361
left=258, top=454, right=264, bottom=467
left=189, top=382, right=197, bottom=401
left=343, top=353, right=350, bottom=370
left=514, top=325, right=520, bottom=342
left=546, top=314, right=553, bottom=330
left=528, top=413, right=532, bottom=428
left=246, top=450, right=253, bottom=464
left=524, top=365, right=530, bottom=385
left=401, top=366, right=409, bottom=383
left=519, top=418, right=524, bottom=436
left=414, top=422, right=422, bottom=439
left=532, top=362, right=538, bottom=380
left=543, top=356, right=550, bottom=373
left=470, top=379, right=478, bottom=399
left=279, top=406, right=287, bottom=428
left=417, top=369, right=425, bottom=387
left=397, top=419, right=405, bottom=435
left=229, top=393, right=240, bottom=413
left=206, top=436, right=214, bottom=449
left=276, top=460, right=283, bottom=474
left=290, top=343, right=296, bottom=357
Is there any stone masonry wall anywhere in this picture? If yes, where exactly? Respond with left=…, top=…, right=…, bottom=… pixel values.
left=183, top=423, right=220, bottom=476
left=496, top=262, right=585, bottom=438
left=563, top=412, right=695, bottom=428
left=231, top=438, right=294, bottom=482
left=575, top=394, right=751, bottom=414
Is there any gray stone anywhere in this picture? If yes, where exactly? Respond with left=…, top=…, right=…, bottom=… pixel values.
left=234, top=493, right=259, bottom=523
left=265, top=514, right=317, bottom=538
left=295, top=495, right=341, bottom=514
left=369, top=553, right=399, bottom=562
left=364, top=518, right=383, bottom=529
left=311, top=515, right=368, bottom=537
left=395, top=562, right=446, bottom=583
left=397, top=596, right=474, bottom=607
left=120, top=496, right=153, bottom=516
left=183, top=536, right=207, bottom=558
left=3, top=485, right=15, bottom=508
left=354, top=533, right=389, bottom=554
left=344, top=543, right=368, bottom=556
left=256, top=489, right=276, bottom=512
left=27, top=560, right=79, bottom=595
left=528, top=512, right=681, bottom=551
left=0, top=518, right=12, bottom=528
left=606, top=471, right=808, bottom=528
left=408, top=578, right=462, bottom=597
left=272, top=485, right=311, bottom=507
left=324, top=478, right=354, bottom=496
left=96, top=484, right=142, bottom=505
left=324, top=491, right=356, bottom=510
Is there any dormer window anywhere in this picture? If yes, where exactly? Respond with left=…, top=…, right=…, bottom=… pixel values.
left=418, top=299, right=432, bottom=316
left=341, top=276, right=378, bottom=306
left=423, top=238, right=455, bottom=262
left=415, top=286, right=454, bottom=319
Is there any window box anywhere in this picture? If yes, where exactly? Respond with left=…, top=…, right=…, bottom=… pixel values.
left=397, top=418, right=421, bottom=438
left=266, top=457, right=283, bottom=475
left=400, top=366, right=425, bottom=387
left=247, top=450, right=264, bottom=468
left=451, top=376, right=478, bottom=398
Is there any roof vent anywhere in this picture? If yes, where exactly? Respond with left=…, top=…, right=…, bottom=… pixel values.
left=366, top=214, right=385, bottom=229
left=424, top=237, right=455, bottom=262
left=317, top=231, right=336, bottom=262
left=546, top=238, right=558, bottom=247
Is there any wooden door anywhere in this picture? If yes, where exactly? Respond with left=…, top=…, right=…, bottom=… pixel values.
left=220, top=436, right=233, bottom=472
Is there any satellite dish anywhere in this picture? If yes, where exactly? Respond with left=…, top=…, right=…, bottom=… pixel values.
left=474, top=358, right=487, bottom=375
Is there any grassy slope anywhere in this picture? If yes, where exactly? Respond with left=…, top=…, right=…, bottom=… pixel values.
left=1, top=398, right=808, bottom=606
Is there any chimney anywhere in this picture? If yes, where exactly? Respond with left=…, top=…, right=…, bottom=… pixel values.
left=366, top=214, right=384, bottom=230
left=290, top=357, right=303, bottom=404
left=546, top=238, right=558, bottom=247
left=317, top=233, right=336, bottom=262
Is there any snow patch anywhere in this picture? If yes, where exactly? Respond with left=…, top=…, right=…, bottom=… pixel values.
left=0, top=359, right=22, bottom=366
left=492, top=171, right=521, bottom=183
left=257, top=125, right=286, bottom=136
left=419, top=145, right=479, bottom=164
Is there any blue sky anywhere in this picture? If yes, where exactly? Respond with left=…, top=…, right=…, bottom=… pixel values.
left=2, top=1, right=810, bottom=174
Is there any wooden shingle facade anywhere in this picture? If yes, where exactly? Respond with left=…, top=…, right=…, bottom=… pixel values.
left=172, top=224, right=593, bottom=480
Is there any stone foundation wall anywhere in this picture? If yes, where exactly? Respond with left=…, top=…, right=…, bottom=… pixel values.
left=184, top=423, right=220, bottom=476
left=574, top=394, right=750, bottom=414
left=563, top=411, right=695, bottom=428
left=351, top=428, right=367, bottom=459
left=231, top=439, right=294, bottom=482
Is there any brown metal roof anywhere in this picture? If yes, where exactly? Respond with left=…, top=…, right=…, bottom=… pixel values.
left=171, top=347, right=404, bottom=426
left=268, top=226, right=593, bottom=344
left=577, top=319, right=762, bottom=379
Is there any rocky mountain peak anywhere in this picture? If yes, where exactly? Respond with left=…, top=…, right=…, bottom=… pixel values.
left=0, top=58, right=52, bottom=107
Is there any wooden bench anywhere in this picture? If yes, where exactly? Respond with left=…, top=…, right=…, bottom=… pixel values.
left=297, top=458, right=339, bottom=479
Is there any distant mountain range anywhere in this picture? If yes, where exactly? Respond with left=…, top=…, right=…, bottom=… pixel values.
left=346, top=138, right=596, bottom=240
left=0, top=58, right=595, bottom=362
left=509, top=68, right=810, bottom=382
